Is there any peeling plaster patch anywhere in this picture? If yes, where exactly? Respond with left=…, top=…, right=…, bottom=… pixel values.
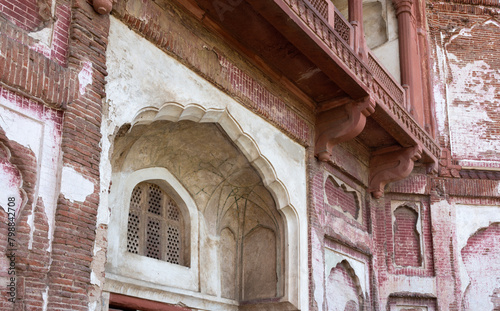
left=456, top=204, right=500, bottom=295
left=0, top=91, right=63, bottom=252
left=27, top=213, right=34, bottom=249
left=78, top=62, right=93, bottom=95
left=432, top=34, right=450, bottom=144
left=93, top=245, right=102, bottom=256
left=447, top=59, right=499, bottom=160
left=484, top=19, right=500, bottom=27
left=0, top=153, right=23, bottom=213
left=29, top=26, right=53, bottom=48
left=97, top=103, right=112, bottom=226
left=88, top=301, right=97, bottom=311
left=312, top=230, right=324, bottom=311
left=91, top=271, right=101, bottom=286
left=440, top=20, right=500, bottom=163
left=60, top=166, right=94, bottom=202
left=325, top=248, right=368, bottom=294
left=0, top=105, right=43, bottom=158
left=42, top=286, right=48, bottom=311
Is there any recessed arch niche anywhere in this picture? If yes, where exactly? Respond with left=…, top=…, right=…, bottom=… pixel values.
left=106, top=103, right=299, bottom=310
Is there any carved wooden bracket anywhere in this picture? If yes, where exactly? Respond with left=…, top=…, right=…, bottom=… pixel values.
left=369, top=144, right=422, bottom=198
left=93, top=0, right=115, bottom=14
left=315, top=96, right=375, bottom=162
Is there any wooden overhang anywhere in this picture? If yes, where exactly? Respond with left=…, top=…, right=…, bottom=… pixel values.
left=171, top=0, right=441, bottom=197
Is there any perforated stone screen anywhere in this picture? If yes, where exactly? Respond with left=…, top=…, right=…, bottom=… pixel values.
left=127, top=182, right=185, bottom=265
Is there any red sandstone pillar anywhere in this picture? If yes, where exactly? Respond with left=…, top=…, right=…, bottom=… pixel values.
left=348, top=0, right=367, bottom=58
left=393, top=0, right=425, bottom=125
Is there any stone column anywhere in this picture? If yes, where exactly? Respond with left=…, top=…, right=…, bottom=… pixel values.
left=393, top=0, right=425, bottom=125
left=348, top=0, right=367, bottom=58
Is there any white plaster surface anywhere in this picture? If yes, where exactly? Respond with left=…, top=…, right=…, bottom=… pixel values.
left=101, top=17, right=308, bottom=310
left=447, top=59, right=499, bottom=161
left=372, top=39, right=401, bottom=84
left=0, top=151, right=23, bottom=214
left=29, top=26, right=53, bottom=48
left=78, top=61, right=93, bottom=95
left=91, top=271, right=101, bottom=287
left=433, top=21, right=500, bottom=167
left=432, top=33, right=450, bottom=146
left=42, top=286, right=48, bottom=311
left=456, top=204, right=500, bottom=296
left=60, top=166, right=94, bottom=203
left=0, top=93, right=62, bottom=250
left=385, top=274, right=436, bottom=294
left=312, top=230, right=324, bottom=311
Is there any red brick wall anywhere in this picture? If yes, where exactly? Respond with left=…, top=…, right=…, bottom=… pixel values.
left=0, top=15, right=75, bottom=108
left=0, top=124, right=51, bottom=310
left=0, top=0, right=45, bottom=32
left=427, top=0, right=500, bottom=167
left=0, top=0, right=70, bottom=66
left=393, top=206, right=422, bottom=267
left=324, top=176, right=359, bottom=220
left=0, top=0, right=108, bottom=307
left=375, top=195, right=435, bottom=277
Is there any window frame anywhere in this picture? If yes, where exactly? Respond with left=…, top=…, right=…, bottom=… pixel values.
left=106, top=167, right=198, bottom=291
left=127, top=181, right=187, bottom=266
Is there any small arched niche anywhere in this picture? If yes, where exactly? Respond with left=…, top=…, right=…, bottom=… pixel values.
left=393, top=205, right=422, bottom=267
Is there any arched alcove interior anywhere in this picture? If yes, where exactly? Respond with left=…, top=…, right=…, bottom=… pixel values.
left=326, top=260, right=364, bottom=311
left=109, top=106, right=289, bottom=306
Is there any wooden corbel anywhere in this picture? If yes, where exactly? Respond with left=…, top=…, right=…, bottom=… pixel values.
left=368, top=144, right=422, bottom=198
left=315, top=96, right=375, bottom=162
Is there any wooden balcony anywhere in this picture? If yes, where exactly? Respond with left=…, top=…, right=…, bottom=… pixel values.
left=173, top=0, right=440, bottom=197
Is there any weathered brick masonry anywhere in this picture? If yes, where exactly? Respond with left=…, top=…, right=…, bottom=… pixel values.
left=0, top=0, right=499, bottom=310
left=0, top=0, right=107, bottom=309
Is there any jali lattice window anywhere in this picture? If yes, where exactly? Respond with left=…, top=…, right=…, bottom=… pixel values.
left=127, top=182, right=185, bottom=266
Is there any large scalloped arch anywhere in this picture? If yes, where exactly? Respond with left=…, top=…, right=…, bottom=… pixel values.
left=130, top=102, right=301, bottom=307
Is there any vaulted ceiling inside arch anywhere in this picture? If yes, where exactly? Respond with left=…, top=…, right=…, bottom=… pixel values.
left=111, top=120, right=282, bottom=236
